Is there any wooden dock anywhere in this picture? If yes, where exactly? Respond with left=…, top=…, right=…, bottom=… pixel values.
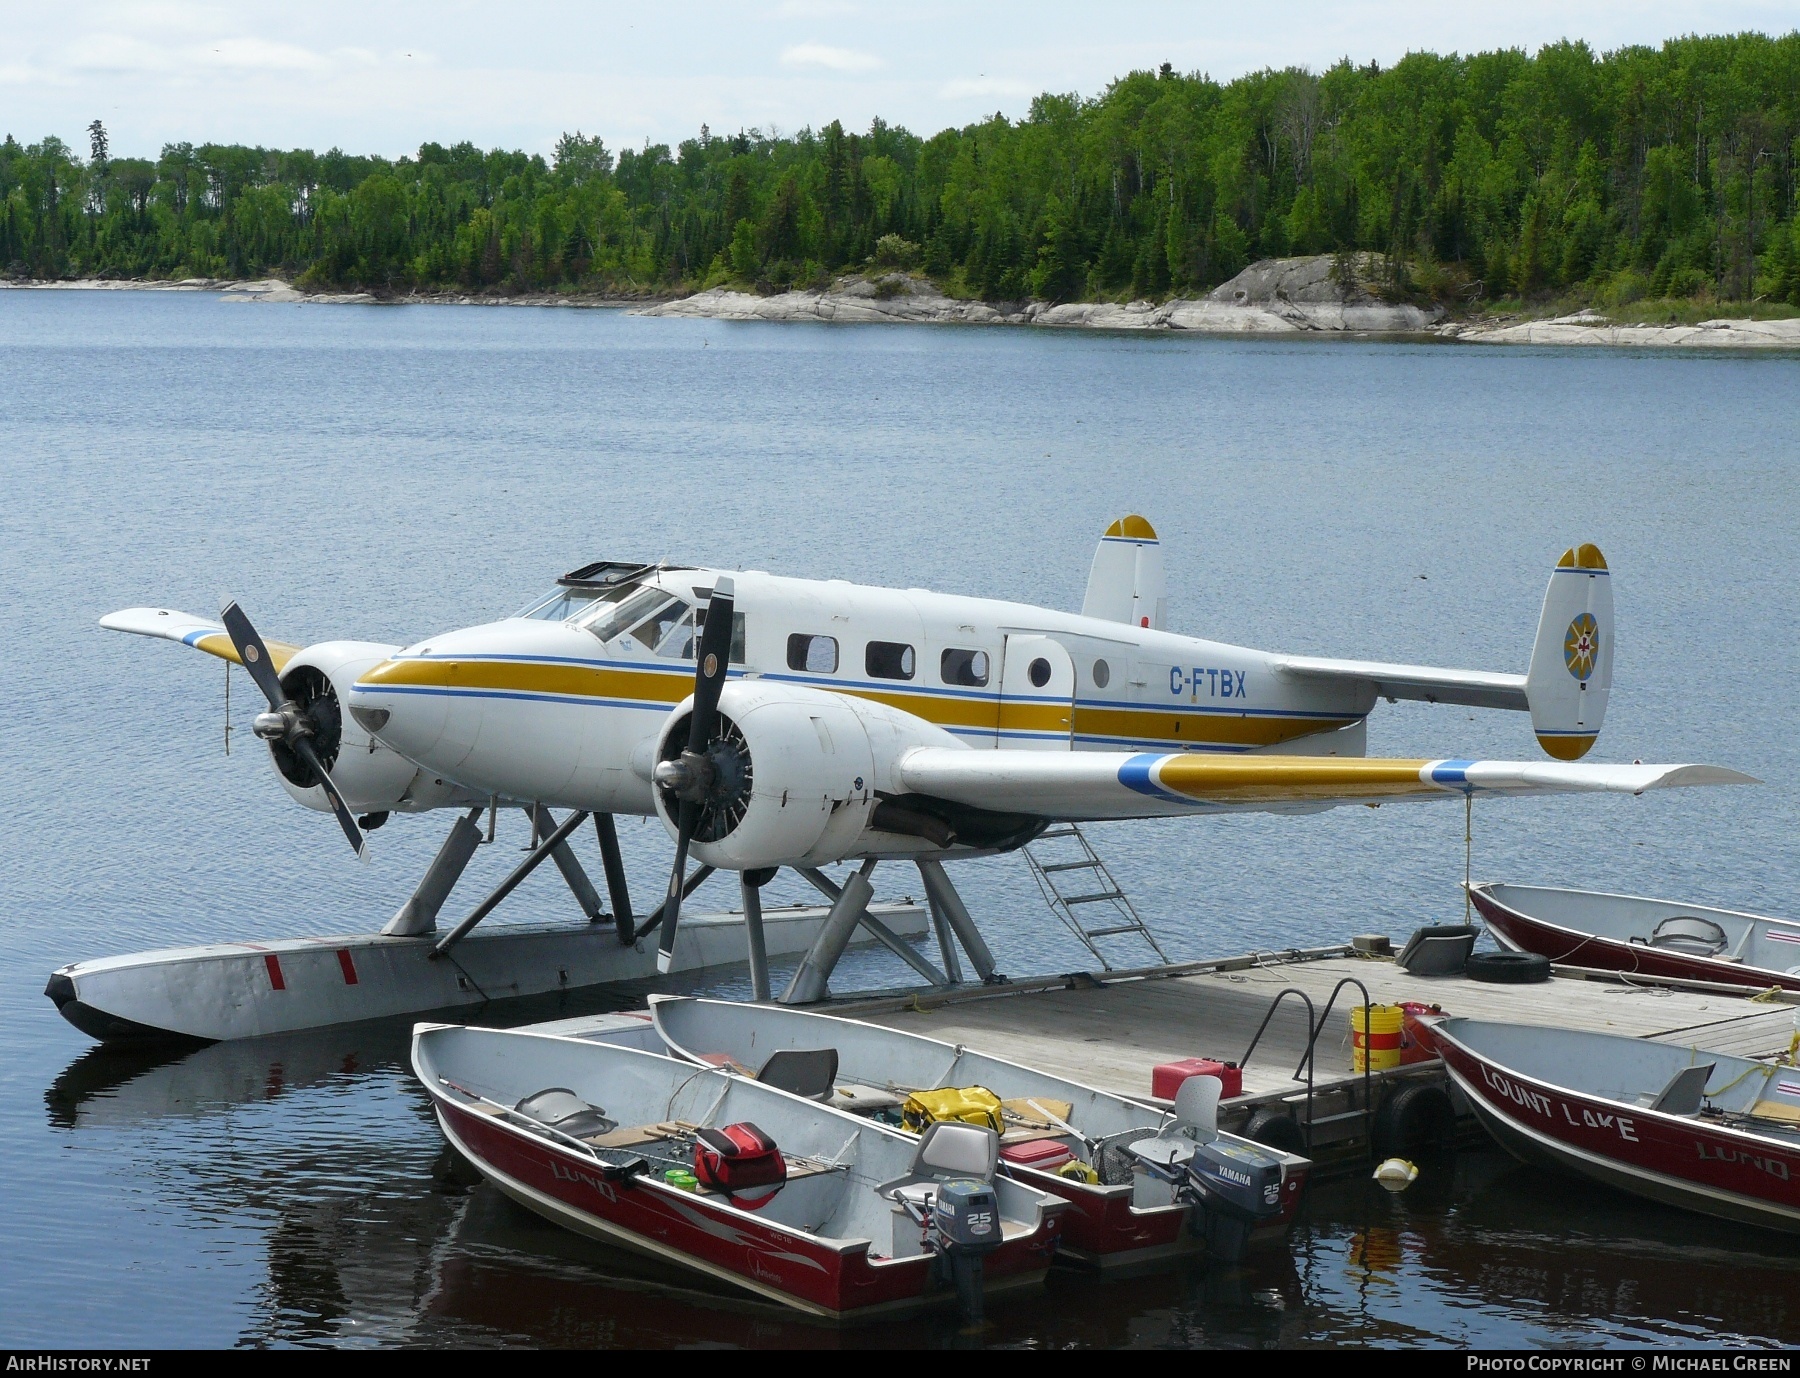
left=828, top=945, right=1800, bottom=1173
left=529, top=940, right=1799, bottom=1179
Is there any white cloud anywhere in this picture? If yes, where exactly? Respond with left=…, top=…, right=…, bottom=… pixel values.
left=197, top=37, right=328, bottom=71
left=65, top=33, right=173, bottom=72
left=939, top=76, right=1034, bottom=100
left=780, top=42, right=881, bottom=72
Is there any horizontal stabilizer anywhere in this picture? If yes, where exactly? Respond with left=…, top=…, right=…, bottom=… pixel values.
left=897, top=746, right=1756, bottom=821
left=1271, top=656, right=1527, bottom=711
left=100, top=607, right=301, bottom=672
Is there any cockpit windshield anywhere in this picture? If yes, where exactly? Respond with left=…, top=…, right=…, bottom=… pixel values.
left=514, top=582, right=637, bottom=622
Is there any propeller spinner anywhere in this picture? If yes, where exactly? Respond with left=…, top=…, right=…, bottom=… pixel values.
left=650, top=576, right=741, bottom=973
left=220, top=600, right=368, bottom=861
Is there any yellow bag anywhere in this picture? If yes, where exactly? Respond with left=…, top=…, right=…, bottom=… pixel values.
left=902, top=1086, right=1004, bottom=1136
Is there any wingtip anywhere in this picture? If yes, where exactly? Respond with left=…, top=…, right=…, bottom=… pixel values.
left=1639, top=764, right=1760, bottom=790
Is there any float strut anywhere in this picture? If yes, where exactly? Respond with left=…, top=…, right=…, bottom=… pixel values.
left=432, top=808, right=590, bottom=957
left=525, top=805, right=604, bottom=923
left=797, top=866, right=948, bottom=987
left=916, top=858, right=999, bottom=982
left=741, top=869, right=774, bottom=1002
left=782, top=861, right=879, bottom=1005
left=382, top=807, right=484, bottom=937
left=594, top=814, right=635, bottom=944
left=930, top=891, right=965, bottom=984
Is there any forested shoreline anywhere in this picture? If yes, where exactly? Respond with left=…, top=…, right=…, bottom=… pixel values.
left=5, top=32, right=1800, bottom=311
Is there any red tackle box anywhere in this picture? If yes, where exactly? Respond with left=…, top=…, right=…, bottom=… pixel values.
left=1152, top=1058, right=1243, bottom=1101
left=999, top=1138, right=1076, bottom=1171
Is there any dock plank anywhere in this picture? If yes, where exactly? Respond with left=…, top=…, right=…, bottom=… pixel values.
left=862, top=956, right=1798, bottom=1103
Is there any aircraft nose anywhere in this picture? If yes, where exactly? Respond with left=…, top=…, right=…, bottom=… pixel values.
left=349, top=654, right=449, bottom=759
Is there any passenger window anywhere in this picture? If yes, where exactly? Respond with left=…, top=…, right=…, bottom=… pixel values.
left=787, top=633, right=838, bottom=673
left=866, top=641, right=915, bottom=681
left=940, top=648, right=990, bottom=687
left=1092, top=659, right=1111, bottom=689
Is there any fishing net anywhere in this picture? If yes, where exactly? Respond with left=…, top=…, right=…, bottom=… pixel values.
left=1092, top=1126, right=1159, bottom=1186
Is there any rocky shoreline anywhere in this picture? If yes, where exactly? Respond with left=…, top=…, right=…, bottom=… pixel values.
left=8, top=259, right=1797, bottom=349
left=641, top=255, right=1445, bottom=334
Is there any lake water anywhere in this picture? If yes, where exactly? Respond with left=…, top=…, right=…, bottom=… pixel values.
left=2, top=289, right=1797, bottom=1348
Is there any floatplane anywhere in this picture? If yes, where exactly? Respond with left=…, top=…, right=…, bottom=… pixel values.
left=53, top=518, right=1751, bottom=1043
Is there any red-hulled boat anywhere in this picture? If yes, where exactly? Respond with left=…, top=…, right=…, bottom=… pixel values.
left=1471, top=882, right=1800, bottom=992
left=643, top=995, right=1310, bottom=1267
left=1430, top=1016, right=1800, bottom=1233
left=412, top=1023, right=1066, bottom=1321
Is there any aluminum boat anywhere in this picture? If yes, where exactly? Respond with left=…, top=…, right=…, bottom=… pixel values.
left=1431, top=1015, right=1800, bottom=1233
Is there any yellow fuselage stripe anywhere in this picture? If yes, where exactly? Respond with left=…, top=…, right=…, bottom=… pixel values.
left=358, top=658, right=1352, bottom=752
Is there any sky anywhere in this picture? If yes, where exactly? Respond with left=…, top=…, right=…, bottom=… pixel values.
left=5, top=1, right=1797, bottom=162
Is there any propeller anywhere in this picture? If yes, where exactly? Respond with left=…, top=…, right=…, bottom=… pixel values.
left=650, top=576, right=738, bottom=973
left=220, top=600, right=368, bottom=861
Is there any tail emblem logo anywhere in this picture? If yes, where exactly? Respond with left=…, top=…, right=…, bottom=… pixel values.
left=1564, top=613, right=1599, bottom=680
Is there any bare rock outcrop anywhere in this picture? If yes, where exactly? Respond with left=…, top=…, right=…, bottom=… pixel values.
left=642, top=274, right=1019, bottom=325
left=1444, top=308, right=1800, bottom=349
left=643, top=254, right=1444, bottom=334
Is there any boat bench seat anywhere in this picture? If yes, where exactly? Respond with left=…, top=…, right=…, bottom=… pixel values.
left=584, top=1120, right=697, bottom=1148
left=1636, top=1063, right=1714, bottom=1116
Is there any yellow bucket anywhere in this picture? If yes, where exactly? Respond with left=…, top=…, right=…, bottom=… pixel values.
left=1349, top=1004, right=1406, bottom=1072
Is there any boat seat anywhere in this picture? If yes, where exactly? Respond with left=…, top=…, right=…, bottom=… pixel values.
left=1396, top=924, right=1479, bottom=976
left=1640, top=1063, right=1715, bottom=1116
left=1127, top=1073, right=1219, bottom=1167
left=1643, top=916, right=1729, bottom=958
left=514, top=1087, right=616, bottom=1139
left=874, top=1120, right=999, bottom=1204
left=756, top=1047, right=839, bottom=1102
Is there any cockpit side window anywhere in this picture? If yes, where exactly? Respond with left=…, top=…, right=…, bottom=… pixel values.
left=578, top=586, right=673, bottom=645
left=631, top=600, right=693, bottom=656
left=695, top=605, right=749, bottom=664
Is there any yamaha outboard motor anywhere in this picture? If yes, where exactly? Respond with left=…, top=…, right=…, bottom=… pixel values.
left=1126, top=1073, right=1290, bottom=1265
left=932, top=1177, right=1001, bottom=1322
left=1185, top=1136, right=1285, bottom=1263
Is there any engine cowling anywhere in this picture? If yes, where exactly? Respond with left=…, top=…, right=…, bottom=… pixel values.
left=270, top=641, right=474, bottom=817
left=649, top=680, right=966, bottom=870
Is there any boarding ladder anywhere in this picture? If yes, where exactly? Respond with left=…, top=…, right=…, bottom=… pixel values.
left=1022, top=824, right=1169, bottom=970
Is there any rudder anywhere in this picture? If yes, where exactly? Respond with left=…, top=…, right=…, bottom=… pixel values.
left=1525, top=543, right=1613, bottom=760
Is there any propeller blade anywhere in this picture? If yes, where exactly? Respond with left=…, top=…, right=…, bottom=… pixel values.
left=219, top=600, right=287, bottom=709
left=658, top=577, right=736, bottom=974
left=656, top=805, right=696, bottom=973
left=683, top=576, right=735, bottom=753
left=290, top=735, right=369, bottom=861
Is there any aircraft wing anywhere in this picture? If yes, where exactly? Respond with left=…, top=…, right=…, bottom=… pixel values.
left=99, top=607, right=301, bottom=672
left=896, top=748, right=1754, bottom=821
left=1270, top=655, right=1528, bottom=710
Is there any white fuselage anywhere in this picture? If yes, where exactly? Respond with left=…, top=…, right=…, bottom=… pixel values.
left=347, top=567, right=1374, bottom=818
